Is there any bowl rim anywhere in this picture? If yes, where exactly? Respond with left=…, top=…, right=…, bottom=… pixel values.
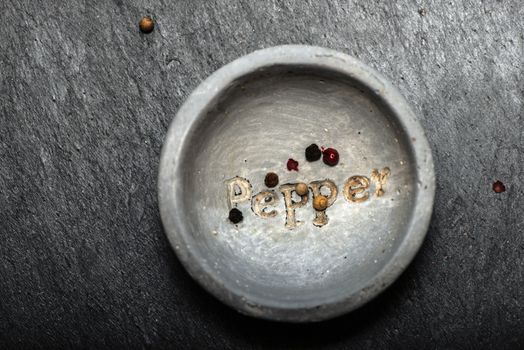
left=158, top=45, right=435, bottom=322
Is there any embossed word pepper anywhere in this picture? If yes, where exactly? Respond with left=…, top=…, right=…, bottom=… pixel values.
left=225, top=167, right=390, bottom=229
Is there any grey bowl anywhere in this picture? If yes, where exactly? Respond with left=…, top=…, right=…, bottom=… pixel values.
left=158, top=45, right=435, bottom=322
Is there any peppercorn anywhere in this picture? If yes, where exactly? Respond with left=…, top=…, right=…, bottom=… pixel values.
left=295, top=183, right=308, bottom=196
left=287, top=158, right=299, bottom=171
left=228, top=208, right=243, bottom=224
left=264, top=172, right=279, bottom=188
left=322, top=148, right=339, bottom=166
left=305, top=144, right=322, bottom=162
left=313, top=195, right=329, bottom=211
left=139, top=16, right=155, bottom=33
left=492, top=180, right=505, bottom=193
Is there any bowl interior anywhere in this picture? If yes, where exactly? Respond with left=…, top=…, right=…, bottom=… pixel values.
left=176, top=66, right=418, bottom=309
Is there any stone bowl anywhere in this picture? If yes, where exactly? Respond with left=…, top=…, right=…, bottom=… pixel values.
left=158, top=45, right=435, bottom=322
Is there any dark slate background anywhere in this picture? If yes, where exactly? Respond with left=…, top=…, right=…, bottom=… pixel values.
left=1, top=0, right=522, bottom=348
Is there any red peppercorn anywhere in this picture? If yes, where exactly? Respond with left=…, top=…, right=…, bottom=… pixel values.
left=287, top=158, right=299, bottom=171
left=322, top=148, right=339, bottom=166
left=492, top=180, right=505, bottom=193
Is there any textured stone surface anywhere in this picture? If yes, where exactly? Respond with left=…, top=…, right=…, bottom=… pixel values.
left=0, top=0, right=522, bottom=348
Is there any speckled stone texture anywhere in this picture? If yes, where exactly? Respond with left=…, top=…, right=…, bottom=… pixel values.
left=0, top=0, right=522, bottom=348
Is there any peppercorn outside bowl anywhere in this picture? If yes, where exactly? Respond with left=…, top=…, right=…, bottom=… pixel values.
left=158, top=45, right=435, bottom=322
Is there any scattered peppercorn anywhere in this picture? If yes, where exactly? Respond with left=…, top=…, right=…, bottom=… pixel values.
left=492, top=180, right=505, bottom=193
left=313, top=195, right=329, bottom=211
left=322, top=148, right=339, bottom=166
left=295, top=183, right=308, bottom=196
left=264, top=172, right=279, bottom=188
left=287, top=158, right=299, bottom=171
left=139, top=16, right=155, bottom=33
left=228, top=208, right=243, bottom=224
left=305, top=144, right=322, bottom=162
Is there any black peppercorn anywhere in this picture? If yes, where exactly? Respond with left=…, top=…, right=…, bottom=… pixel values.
left=228, top=208, right=243, bottom=224
left=264, top=172, right=279, bottom=188
left=305, top=144, right=321, bottom=162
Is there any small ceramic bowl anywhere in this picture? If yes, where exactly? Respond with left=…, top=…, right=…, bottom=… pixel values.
left=158, top=45, right=435, bottom=322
